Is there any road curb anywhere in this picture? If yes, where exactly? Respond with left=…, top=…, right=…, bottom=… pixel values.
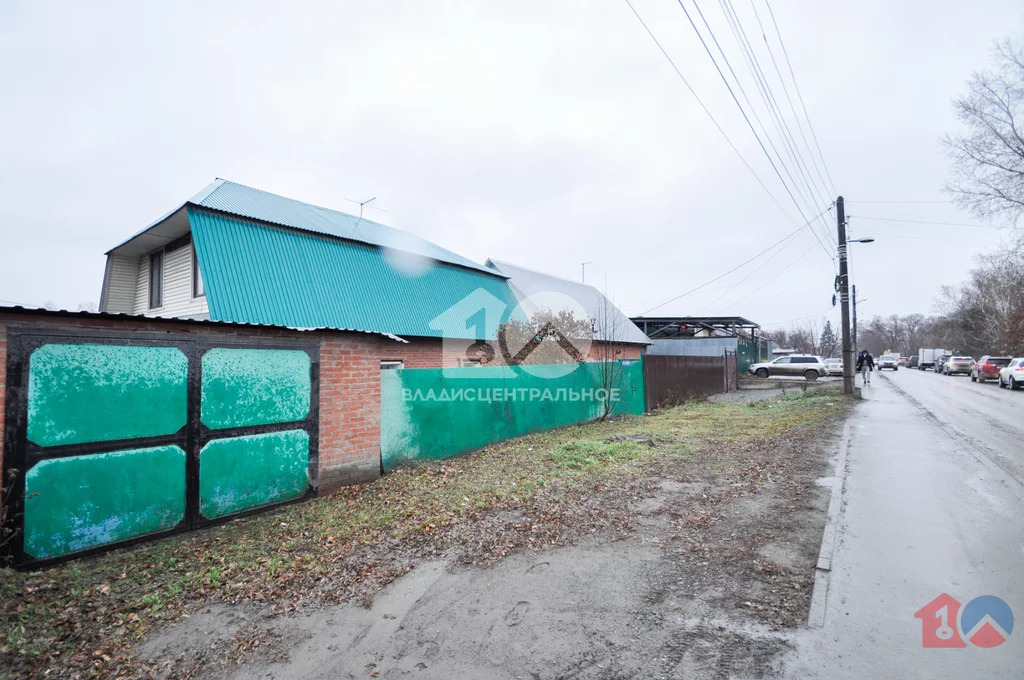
left=807, top=418, right=852, bottom=629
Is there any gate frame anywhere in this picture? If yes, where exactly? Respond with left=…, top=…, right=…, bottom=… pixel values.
left=2, top=327, right=320, bottom=569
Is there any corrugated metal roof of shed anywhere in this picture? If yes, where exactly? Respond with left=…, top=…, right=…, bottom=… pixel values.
left=189, top=207, right=520, bottom=340
left=485, top=259, right=651, bottom=345
left=194, top=180, right=499, bottom=276
left=0, top=305, right=409, bottom=342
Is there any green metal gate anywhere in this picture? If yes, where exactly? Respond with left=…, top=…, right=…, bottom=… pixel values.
left=2, top=330, right=318, bottom=568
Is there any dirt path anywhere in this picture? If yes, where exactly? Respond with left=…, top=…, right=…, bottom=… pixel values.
left=135, top=395, right=843, bottom=680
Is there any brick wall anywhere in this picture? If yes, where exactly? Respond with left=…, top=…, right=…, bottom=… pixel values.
left=317, top=335, right=386, bottom=491
left=586, top=342, right=645, bottom=361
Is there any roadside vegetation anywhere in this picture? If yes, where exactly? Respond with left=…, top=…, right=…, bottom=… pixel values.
left=1, top=386, right=848, bottom=679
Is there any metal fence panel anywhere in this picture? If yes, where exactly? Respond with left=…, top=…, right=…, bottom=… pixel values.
left=644, top=353, right=735, bottom=410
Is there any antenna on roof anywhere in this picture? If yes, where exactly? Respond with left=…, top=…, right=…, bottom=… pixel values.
left=346, top=197, right=387, bottom=216
left=358, top=197, right=376, bottom=220
left=346, top=197, right=386, bottom=232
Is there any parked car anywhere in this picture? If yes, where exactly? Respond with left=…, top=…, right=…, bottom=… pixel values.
left=943, top=355, right=975, bottom=376
left=997, top=358, right=1024, bottom=390
left=748, top=354, right=826, bottom=381
left=877, top=354, right=899, bottom=371
left=907, top=355, right=919, bottom=368
left=934, top=354, right=952, bottom=373
left=971, top=356, right=1011, bottom=382
left=823, top=358, right=844, bottom=376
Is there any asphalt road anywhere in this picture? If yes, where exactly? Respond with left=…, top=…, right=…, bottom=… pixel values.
left=782, top=368, right=1024, bottom=678
left=885, top=365, right=1024, bottom=483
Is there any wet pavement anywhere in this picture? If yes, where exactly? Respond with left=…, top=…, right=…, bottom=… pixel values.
left=782, top=369, right=1024, bottom=678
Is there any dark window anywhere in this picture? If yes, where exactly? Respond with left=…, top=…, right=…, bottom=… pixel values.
left=192, top=247, right=204, bottom=298
left=148, top=251, right=164, bottom=308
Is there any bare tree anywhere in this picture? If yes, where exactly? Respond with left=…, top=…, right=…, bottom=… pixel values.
left=941, top=235, right=1024, bottom=355
left=763, top=321, right=821, bottom=354
left=592, top=291, right=627, bottom=420
left=943, top=38, right=1024, bottom=224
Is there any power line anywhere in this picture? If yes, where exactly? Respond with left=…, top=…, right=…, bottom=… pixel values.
left=851, top=215, right=1002, bottom=229
left=848, top=200, right=953, bottom=204
left=748, top=0, right=834, bottom=208
left=693, top=0, right=837, bottom=262
left=762, top=306, right=835, bottom=327
left=715, top=0, right=836, bottom=254
left=637, top=209, right=828, bottom=315
left=727, top=241, right=819, bottom=307
left=623, top=0, right=799, bottom=227
left=764, top=0, right=838, bottom=197
left=690, top=2, right=803, bottom=210
left=675, top=0, right=834, bottom=264
left=694, top=225, right=807, bottom=312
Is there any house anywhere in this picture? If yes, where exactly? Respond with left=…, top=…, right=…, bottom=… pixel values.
left=485, top=259, right=650, bottom=360
left=629, top=316, right=770, bottom=374
left=99, top=179, right=522, bottom=368
left=2, top=181, right=658, bottom=565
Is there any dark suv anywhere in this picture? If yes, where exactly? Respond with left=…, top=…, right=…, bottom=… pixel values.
left=935, top=354, right=952, bottom=373
left=907, top=355, right=919, bottom=368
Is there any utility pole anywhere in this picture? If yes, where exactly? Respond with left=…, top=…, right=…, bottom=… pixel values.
left=581, top=262, right=592, bottom=283
left=837, top=196, right=854, bottom=394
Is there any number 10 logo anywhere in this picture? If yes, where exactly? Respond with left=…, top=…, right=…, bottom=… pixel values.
left=915, top=593, right=1014, bottom=648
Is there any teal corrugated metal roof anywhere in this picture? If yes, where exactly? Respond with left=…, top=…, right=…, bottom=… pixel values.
left=193, top=180, right=496, bottom=275
left=189, top=206, right=519, bottom=340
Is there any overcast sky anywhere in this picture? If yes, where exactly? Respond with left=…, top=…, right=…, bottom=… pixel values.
left=2, top=0, right=1021, bottom=333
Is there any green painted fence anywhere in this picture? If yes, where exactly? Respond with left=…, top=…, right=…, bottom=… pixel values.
left=5, top=336, right=317, bottom=567
left=381, top=359, right=645, bottom=470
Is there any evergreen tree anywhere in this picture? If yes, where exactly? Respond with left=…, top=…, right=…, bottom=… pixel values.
left=819, top=320, right=839, bottom=358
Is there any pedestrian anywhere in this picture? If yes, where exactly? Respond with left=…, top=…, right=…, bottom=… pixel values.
left=856, top=350, right=875, bottom=385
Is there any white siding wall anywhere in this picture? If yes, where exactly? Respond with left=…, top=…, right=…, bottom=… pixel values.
left=100, top=254, right=140, bottom=314
left=132, top=242, right=209, bottom=319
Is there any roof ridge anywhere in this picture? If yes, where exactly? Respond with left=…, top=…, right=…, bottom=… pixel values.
left=487, top=258, right=601, bottom=292
left=191, top=179, right=504, bottom=278
left=207, top=179, right=389, bottom=229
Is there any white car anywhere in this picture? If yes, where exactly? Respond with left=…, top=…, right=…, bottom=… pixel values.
left=877, top=354, right=899, bottom=371
left=997, top=357, right=1024, bottom=390
left=823, top=358, right=844, bottom=376
left=748, top=354, right=827, bottom=381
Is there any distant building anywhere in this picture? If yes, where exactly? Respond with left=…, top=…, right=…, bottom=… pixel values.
left=629, top=316, right=771, bottom=374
